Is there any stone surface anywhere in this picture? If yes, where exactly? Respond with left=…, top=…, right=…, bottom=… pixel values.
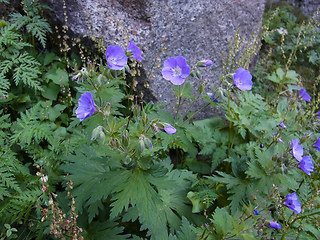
left=44, top=0, right=266, bottom=118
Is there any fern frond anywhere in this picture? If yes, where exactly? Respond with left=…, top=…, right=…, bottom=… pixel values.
left=0, top=146, right=29, bottom=200
left=0, top=187, right=42, bottom=224
left=9, top=13, right=30, bottom=30
left=11, top=104, right=53, bottom=145
left=12, top=52, right=42, bottom=91
left=0, top=26, right=31, bottom=57
left=0, top=59, right=14, bottom=76
left=26, top=16, right=51, bottom=48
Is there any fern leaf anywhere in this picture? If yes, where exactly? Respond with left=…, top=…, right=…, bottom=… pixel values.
left=9, top=13, right=30, bottom=30
left=1, top=187, right=42, bottom=224
left=12, top=53, right=42, bottom=91
left=0, top=74, right=10, bottom=96
left=11, top=104, right=53, bottom=145
left=26, top=16, right=51, bottom=48
left=0, top=59, right=14, bottom=75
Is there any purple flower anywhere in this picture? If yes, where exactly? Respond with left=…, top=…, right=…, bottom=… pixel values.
left=75, top=92, right=97, bottom=121
left=317, top=111, right=320, bottom=119
left=253, top=209, right=261, bottom=215
left=233, top=67, right=253, bottom=90
left=105, top=45, right=128, bottom=70
left=207, top=92, right=219, bottom=102
left=163, top=123, right=176, bottom=134
left=299, top=156, right=314, bottom=175
left=299, top=88, right=311, bottom=102
left=277, top=138, right=284, bottom=144
left=273, top=132, right=284, bottom=144
left=127, top=40, right=143, bottom=62
left=291, top=139, right=303, bottom=161
left=279, top=122, right=286, bottom=129
left=267, top=221, right=281, bottom=229
left=314, top=137, right=320, bottom=151
left=198, top=59, right=213, bottom=67
left=284, top=192, right=301, bottom=214
left=162, top=56, right=190, bottom=85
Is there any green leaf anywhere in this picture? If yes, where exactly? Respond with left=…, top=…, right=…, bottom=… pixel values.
left=276, top=68, right=285, bottom=80
left=43, top=52, right=60, bottom=66
left=277, top=97, right=287, bottom=116
left=267, top=72, right=280, bottom=83
left=284, top=70, right=298, bottom=84
left=45, top=68, right=69, bottom=85
left=41, top=82, right=60, bottom=100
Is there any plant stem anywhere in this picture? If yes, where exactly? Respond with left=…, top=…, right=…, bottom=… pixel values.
left=227, top=89, right=232, bottom=151
left=175, top=82, right=186, bottom=121
left=183, top=102, right=211, bottom=124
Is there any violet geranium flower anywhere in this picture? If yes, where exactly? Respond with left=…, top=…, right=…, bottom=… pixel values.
left=299, top=156, right=314, bottom=175
left=127, top=40, right=143, bottom=62
left=197, top=59, right=213, bottom=67
left=253, top=209, right=261, bottom=215
left=299, top=88, right=311, bottom=102
left=75, top=92, right=97, bottom=121
left=163, top=123, right=176, bottom=134
left=291, top=139, right=303, bottom=161
left=233, top=67, right=253, bottom=90
left=162, top=56, right=190, bottom=85
left=105, top=45, right=128, bottom=70
left=267, top=221, right=281, bottom=229
left=284, top=192, right=301, bottom=214
left=279, top=122, right=286, bottom=129
left=314, top=137, right=320, bottom=151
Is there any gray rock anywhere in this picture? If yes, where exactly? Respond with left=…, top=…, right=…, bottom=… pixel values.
left=45, top=0, right=266, bottom=118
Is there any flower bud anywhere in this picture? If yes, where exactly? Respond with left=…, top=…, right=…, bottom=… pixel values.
left=138, top=138, right=145, bottom=152
left=266, top=221, right=281, bottom=229
left=198, top=84, right=204, bottom=94
left=197, top=59, right=213, bottom=67
left=122, top=131, right=129, bottom=147
left=195, top=70, right=202, bottom=79
left=104, top=103, right=111, bottom=118
left=91, top=126, right=105, bottom=143
left=124, top=65, right=131, bottom=74
left=142, top=108, right=148, bottom=125
left=144, top=137, right=152, bottom=149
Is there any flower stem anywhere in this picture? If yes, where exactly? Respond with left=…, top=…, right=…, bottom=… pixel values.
left=183, top=102, right=211, bottom=124
left=175, top=82, right=186, bottom=121
left=227, top=89, right=232, bottom=151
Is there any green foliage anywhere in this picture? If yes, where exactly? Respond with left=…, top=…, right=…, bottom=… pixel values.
left=1, top=1, right=320, bottom=239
